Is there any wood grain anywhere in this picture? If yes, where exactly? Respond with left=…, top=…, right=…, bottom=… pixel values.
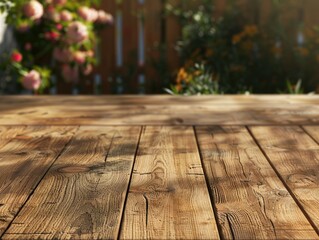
left=196, top=126, right=318, bottom=239
left=1, top=96, right=319, bottom=125
left=120, top=126, right=220, bottom=239
left=303, top=126, right=319, bottom=144
left=250, top=126, right=319, bottom=234
left=4, top=126, right=141, bottom=239
left=0, top=126, right=76, bottom=236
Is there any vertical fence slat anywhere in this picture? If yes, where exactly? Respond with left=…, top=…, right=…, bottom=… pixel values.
left=144, top=0, right=163, bottom=93
left=99, top=0, right=116, bottom=94
left=166, top=0, right=182, bottom=80
left=57, top=79, right=73, bottom=95
left=52, top=0, right=319, bottom=95
left=122, top=0, right=139, bottom=93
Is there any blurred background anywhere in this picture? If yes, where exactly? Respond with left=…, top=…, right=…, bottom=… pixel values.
left=1, top=0, right=319, bottom=95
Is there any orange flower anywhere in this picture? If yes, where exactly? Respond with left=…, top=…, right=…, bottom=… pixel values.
left=175, top=84, right=182, bottom=92
left=244, top=25, right=258, bottom=37
left=232, top=33, right=242, bottom=45
left=176, top=68, right=188, bottom=84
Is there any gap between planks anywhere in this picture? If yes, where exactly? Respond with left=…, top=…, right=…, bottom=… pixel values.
left=247, top=125, right=319, bottom=236
left=0, top=126, right=80, bottom=239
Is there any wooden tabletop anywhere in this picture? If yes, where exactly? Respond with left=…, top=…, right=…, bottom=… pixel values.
left=1, top=95, right=319, bottom=239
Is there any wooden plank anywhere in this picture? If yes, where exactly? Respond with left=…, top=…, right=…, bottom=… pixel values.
left=303, top=126, right=319, bottom=144
left=250, top=126, right=319, bottom=233
left=0, top=126, right=76, bottom=237
left=4, top=126, right=141, bottom=239
left=120, top=126, right=220, bottom=239
left=0, top=126, right=26, bottom=149
left=1, top=96, right=319, bottom=125
left=196, top=126, right=318, bottom=239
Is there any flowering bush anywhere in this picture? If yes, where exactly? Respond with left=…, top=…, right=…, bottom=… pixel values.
left=167, top=0, right=319, bottom=94
left=0, top=0, right=112, bottom=93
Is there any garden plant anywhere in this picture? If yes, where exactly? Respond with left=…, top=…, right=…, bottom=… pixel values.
left=0, top=0, right=112, bottom=93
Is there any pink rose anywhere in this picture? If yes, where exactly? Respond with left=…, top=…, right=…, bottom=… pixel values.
left=85, top=50, right=94, bottom=58
left=53, top=48, right=73, bottom=63
left=97, top=10, right=113, bottom=24
left=78, top=7, right=98, bottom=22
left=23, top=0, right=44, bottom=20
left=45, top=31, right=60, bottom=41
left=66, top=21, right=89, bottom=43
left=60, top=10, right=73, bottom=21
left=73, top=51, right=86, bottom=64
left=61, top=64, right=79, bottom=82
left=82, top=64, right=93, bottom=75
left=22, top=70, right=42, bottom=90
left=45, top=6, right=60, bottom=22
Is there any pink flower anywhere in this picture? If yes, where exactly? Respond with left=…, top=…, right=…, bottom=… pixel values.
left=78, top=7, right=98, bottom=22
left=53, top=48, right=73, bottom=63
left=61, top=64, right=79, bottom=82
left=82, top=64, right=93, bottom=75
left=66, top=21, right=89, bottom=43
left=45, top=6, right=60, bottom=22
left=60, top=10, right=73, bottom=21
left=11, top=52, right=23, bottom=63
left=22, top=70, right=42, bottom=90
left=23, top=0, right=44, bottom=20
left=44, top=31, right=60, bottom=41
left=85, top=50, right=94, bottom=58
left=56, top=23, right=63, bottom=30
left=73, top=51, right=86, bottom=64
left=97, top=10, right=113, bottom=24
left=25, top=43, right=32, bottom=51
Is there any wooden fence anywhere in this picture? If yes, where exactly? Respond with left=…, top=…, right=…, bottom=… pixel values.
left=56, top=0, right=319, bottom=94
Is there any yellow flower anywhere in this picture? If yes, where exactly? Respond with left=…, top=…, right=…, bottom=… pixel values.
left=232, top=33, right=242, bottom=45
left=193, top=70, right=201, bottom=76
left=244, top=25, right=258, bottom=37
left=176, top=68, right=188, bottom=84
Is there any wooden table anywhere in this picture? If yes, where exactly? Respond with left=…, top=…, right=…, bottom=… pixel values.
left=1, top=95, right=319, bottom=239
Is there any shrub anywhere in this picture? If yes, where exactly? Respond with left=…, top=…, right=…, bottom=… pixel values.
left=0, top=0, right=112, bottom=93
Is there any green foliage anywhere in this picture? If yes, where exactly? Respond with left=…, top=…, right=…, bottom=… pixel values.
left=0, top=0, right=111, bottom=93
left=167, top=0, right=318, bottom=95
left=165, top=63, right=221, bottom=95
